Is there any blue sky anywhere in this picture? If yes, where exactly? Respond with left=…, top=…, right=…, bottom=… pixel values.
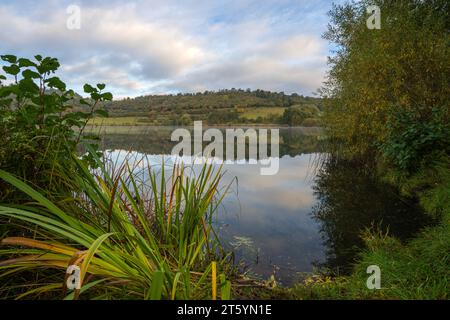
left=0, top=0, right=344, bottom=98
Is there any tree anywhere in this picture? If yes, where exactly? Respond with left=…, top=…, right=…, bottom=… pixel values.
left=179, top=113, right=192, bottom=126
left=282, top=105, right=319, bottom=126
left=322, top=0, right=450, bottom=158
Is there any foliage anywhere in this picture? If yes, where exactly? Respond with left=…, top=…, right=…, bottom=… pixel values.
left=0, top=54, right=112, bottom=201
left=237, top=107, right=285, bottom=124
left=207, top=108, right=240, bottom=125
left=178, top=113, right=192, bottom=126
left=322, top=0, right=449, bottom=158
left=0, top=55, right=236, bottom=300
left=0, top=151, right=233, bottom=299
left=380, top=107, right=450, bottom=172
left=383, top=154, right=450, bottom=219
left=306, top=0, right=450, bottom=300
left=282, top=105, right=320, bottom=126
left=95, top=89, right=322, bottom=126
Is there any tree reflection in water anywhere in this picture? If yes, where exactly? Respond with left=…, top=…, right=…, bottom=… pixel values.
left=311, top=156, right=435, bottom=275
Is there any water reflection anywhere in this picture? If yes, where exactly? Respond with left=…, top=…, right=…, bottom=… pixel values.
left=93, top=127, right=432, bottom=285
left=94, top=126, right=324, bottom=159
left=311, top=157, right=435, bottom=275
left=217, top=154, right=325, bottom=285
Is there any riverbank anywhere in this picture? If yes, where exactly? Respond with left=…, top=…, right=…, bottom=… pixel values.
left=245, top=175, right=449, bottom=299
left=274, top=157, right=450, bottom=300
left=287, top=214, right=449, bottom=299
left=82, top=124, right=324, bottom=135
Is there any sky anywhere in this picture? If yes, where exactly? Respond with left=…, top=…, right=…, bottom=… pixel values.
left=0, top=0, right=344, bottom=99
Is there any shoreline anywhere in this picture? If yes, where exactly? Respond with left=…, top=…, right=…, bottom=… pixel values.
left=81, top=124, right=324, bottom=135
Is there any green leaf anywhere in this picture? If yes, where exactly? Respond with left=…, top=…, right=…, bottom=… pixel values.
left=90, top=92, right=101, bottom=100
left=96, top=83, right=105, bottom=90
left=3, top=65, right=20, bottom=76
left=79, top=98, right=90, bottom=106
left=64, top=89, right=75, bottom=98
left=149, top=270, right=165, bottom=300
left=18, top=78, right=40, bottom=94
left=1, top=55, right=17, bottom=63
left=18, top=58, right=36, bottom=68
left=83, top=84, right=96, bottom=94
left=37, top=57, right=60, bottom=74
left=0, top=75, right=6, bottom=80
left=34, top=55, right=43, bottom=61
left=22, top=69, right=41, bottom=79
left=0, top=169, right=83, bottom=228
left=45, top=77, right=66, bottom=91
left=101, top=92, right=113, bottom=101
left=80, top=233, right=115, bottom=284
left=0, top=87, right=17, bottom=98
left=219, top=274, right=231, bottom=300
left=64, top=279, right=107, bottom=300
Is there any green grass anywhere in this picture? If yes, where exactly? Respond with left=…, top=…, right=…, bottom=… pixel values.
left=87, top=107, right=287, bottom=127
left=88, top=116, right=152, bottom=126
left=0, top=149, right=234, bottom=300
left=239, top=107, right=286, bottom=120
left=287, top=214, right=449, bottom=300
left=82, top=125, right=176, bottom=135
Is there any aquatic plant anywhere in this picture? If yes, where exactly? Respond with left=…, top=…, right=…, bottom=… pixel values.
left=0, top=150, right=233, bottom=299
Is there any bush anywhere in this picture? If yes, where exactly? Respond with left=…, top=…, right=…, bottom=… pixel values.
left=0, top=54, right=112, bottom=200
left=380, top=107, right=450, bottom=172
left=301, top=118, right=321, bottom=127
left=282, top=105, right=319, bottom=126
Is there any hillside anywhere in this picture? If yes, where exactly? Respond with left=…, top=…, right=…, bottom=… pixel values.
left=93, top=89, right=323, bottom=126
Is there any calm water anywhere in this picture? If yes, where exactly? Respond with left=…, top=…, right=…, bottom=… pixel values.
left=94, top=126, right=432, bottom=285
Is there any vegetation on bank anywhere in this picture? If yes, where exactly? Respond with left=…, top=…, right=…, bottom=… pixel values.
left=288, top=0, right=449, bottom=299
left=0, top=157, right=235, bottom=299
left=88, top=91, right=322, bottom=127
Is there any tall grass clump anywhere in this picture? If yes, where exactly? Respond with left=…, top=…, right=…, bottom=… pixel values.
left=0, top=150, right=233, bottom=300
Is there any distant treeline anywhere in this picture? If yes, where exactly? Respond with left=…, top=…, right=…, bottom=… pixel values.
left=96, top=89, right=323, bottom=126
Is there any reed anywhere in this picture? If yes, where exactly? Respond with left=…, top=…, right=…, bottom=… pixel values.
left=0, top=150, right=233, bottom=300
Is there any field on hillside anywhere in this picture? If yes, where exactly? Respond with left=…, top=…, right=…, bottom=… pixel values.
left=88, top=116, right=152, bottom=126
left=239, top=107, right=286, bottom=120
left=87, top=107, right=289, bottom=126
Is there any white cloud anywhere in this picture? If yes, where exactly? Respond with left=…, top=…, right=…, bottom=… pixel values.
left=0, top=0, right=334, bottom=97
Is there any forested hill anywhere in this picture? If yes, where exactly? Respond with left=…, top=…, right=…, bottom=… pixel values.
left=97, top=89, right=323, bottom=126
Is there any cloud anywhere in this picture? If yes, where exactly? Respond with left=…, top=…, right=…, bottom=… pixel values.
left=0, top=0, right=337, bottom=97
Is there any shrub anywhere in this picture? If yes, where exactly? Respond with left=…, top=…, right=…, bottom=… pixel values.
left=380, top=107, right=450, bottom=172
left=301, top=118, right=321, bottom=127
left=282, top=105, right=319, bottom=126
left=0, top=54, right=112, bottom=200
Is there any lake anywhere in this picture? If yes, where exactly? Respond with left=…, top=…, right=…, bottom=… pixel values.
left=92, top=126, right=432, bottom=285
